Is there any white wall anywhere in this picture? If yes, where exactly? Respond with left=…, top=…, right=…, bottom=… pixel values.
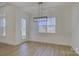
left=0, top=5, right=17, bottom=45
left=0, top=4, right=29, bottom=45
left=71, top=3, right=79, bottom=54
left=29, top=5, right=72, bottom=46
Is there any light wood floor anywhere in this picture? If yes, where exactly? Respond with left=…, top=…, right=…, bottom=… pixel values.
left=0, top=41, right=78, bottom=56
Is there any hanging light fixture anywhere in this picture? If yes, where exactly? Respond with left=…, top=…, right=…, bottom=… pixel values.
left=34, top=2, right=47, bottom=21
left=38, top=2, right=43, bottom=17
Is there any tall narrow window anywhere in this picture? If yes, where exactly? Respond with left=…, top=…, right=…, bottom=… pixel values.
left=0, top=17, right=6, bottom=36
left=21, top=18, right=26, bottom=37
left=38, top=17, right=47, bottom=33
left=35, top=17, right=56, bottom=33
left=47, top=17, right=56, bottom=33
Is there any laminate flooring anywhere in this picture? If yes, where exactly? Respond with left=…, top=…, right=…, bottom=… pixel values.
left=0, top=41, right=78, bottom=56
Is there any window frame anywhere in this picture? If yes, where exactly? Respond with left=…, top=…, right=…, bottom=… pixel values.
left=20, top=17, right=27, bottom=37
left=0, top=17, right=6, bottom=37
left=35, top=16, right=56, bottom=33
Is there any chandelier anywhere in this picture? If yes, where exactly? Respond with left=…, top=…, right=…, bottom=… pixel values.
left=34, top=2, right=47, bottom=21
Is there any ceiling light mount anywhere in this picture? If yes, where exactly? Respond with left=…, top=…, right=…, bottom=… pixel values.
left=34, top=2, right=48, bottom=21
left=38, top=2, right=43, bottom=5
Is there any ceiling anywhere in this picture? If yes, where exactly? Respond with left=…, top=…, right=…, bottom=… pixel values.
left=0, top=2, right=74, bottom=16
left=0, top=2, right=7, bottom=7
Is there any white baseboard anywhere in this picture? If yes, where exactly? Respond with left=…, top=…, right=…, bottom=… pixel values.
left=0, top=39, right=71, bottom=46
left=0, top=39, right=28, bottom=45
left=28, top=39, right=71, bottom=46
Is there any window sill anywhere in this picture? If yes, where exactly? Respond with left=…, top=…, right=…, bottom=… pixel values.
left=39, top=32, right=56, bottom=34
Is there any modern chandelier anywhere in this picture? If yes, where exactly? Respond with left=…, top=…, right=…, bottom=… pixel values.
left=34, top=2, right=47, bottom=21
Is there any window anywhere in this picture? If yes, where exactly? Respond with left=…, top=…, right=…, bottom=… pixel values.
left=0, top=17, right=6, bottom=36
left=47, top=17, right=56, bottom=33
left=35, top=17, right=56, bottom=33
left=21, top=18, right=26, bottom=37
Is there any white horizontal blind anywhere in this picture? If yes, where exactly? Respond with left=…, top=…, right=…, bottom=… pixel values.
left=0, top=17, right=6, bottom=36
left=36, top=17, right=56, bottom=33
left=38, top=17, right=47, bottom=33
left=47, top=17, right=56, bottom=33
left=21, top=17, right=26, bottom=37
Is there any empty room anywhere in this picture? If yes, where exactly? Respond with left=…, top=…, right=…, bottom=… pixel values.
left=0, top=2, right=79, bottom=56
